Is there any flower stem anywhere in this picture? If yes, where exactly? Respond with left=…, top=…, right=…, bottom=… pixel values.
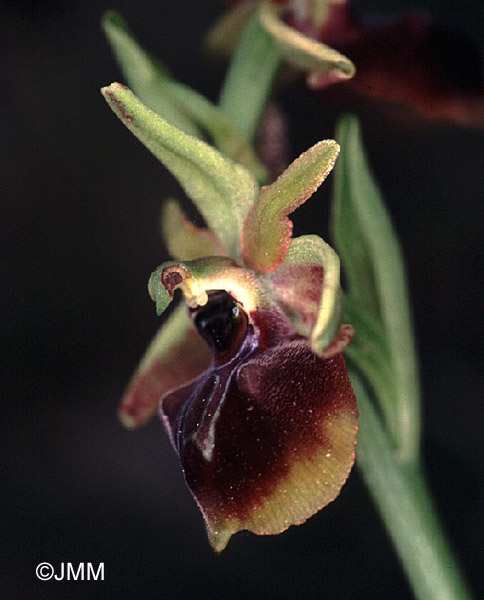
left=218, top=10, right=281, bottom=143
left=350, top=371, right=474, bottom=600
left=219, top=14, right=473, bottom=599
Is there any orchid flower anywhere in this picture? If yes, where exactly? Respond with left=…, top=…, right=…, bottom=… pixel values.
left=100, top=8, right=475, bottom=600
left=210, top=0, right=484, bottom=128
left=101, top=79, right=357, bottom=551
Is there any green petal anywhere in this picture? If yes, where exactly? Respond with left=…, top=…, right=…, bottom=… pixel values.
left=241, top=140, right=339, bottom=273
left=258, top=2, right=355, bottom=88
left=102, top=10, right=267, bottom=183
left=264, top=235, right=350, bottom=356
left=118, top=302, right=211, bottom=428
left=332, top=114, right=420, bottom=460
left=160, top=199, right=226, bottom=261
left=101, top=83, right=259, bottom=257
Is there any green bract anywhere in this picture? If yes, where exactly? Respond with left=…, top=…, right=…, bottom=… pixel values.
left=332, top=115, right=420, bottom=460
left=103, top=10, right=268, bottom=183
left=101, top=83, right=258, bottom=258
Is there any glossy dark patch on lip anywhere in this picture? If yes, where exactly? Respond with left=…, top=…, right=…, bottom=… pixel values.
left=190, top=290, right=249, bottom=362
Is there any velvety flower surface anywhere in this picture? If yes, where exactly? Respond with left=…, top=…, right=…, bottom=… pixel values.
left=163, top=293, right=357, bottom=551
left=102, top=79, right=358, bottom=551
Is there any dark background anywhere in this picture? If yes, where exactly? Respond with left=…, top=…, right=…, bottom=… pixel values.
left=4, top=0, right=484, bottom=598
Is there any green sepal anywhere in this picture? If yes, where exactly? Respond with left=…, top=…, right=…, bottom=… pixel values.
left=258, top=2, right=355, bottom=88
left=305, top=237, right=343, bottom=355
left=102, top=10, right=267, bottom=183
left=101, top=83, right=259, bottom=257
left=118, top=301, right=211, bottom=428
left=242, top=140, right=339, bottom=273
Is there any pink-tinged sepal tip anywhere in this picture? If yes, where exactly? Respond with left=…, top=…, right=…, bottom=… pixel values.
left=117, top=304, right=212, bottom=429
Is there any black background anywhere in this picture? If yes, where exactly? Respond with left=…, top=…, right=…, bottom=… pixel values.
left=4, top=1, right=484, bottom=598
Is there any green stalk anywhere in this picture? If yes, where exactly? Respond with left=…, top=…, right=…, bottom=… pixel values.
left=351, top=372, right=473, bottom=600
left=218, top=14, right=473, bottom=600
left=218, top=10, right=281, bottom=143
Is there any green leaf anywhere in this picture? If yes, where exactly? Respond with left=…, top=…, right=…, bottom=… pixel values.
left=101, top=83, right=259, bottom=257
left=102, top=10, right=267, bottom=183
left=332, top=120, right=379, bottom=314
left=242, top=140, right=339, bottom=273
left=102, top=10, right=201, bottom=138
left=258, top=2, right=355, bottom=89
left=219, top=10, right=281, bottom=143
left=332, top=114, right=420, bottom=461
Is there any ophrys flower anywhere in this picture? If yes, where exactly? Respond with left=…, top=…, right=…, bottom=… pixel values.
left=102, top=81, right=357, bottom=551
